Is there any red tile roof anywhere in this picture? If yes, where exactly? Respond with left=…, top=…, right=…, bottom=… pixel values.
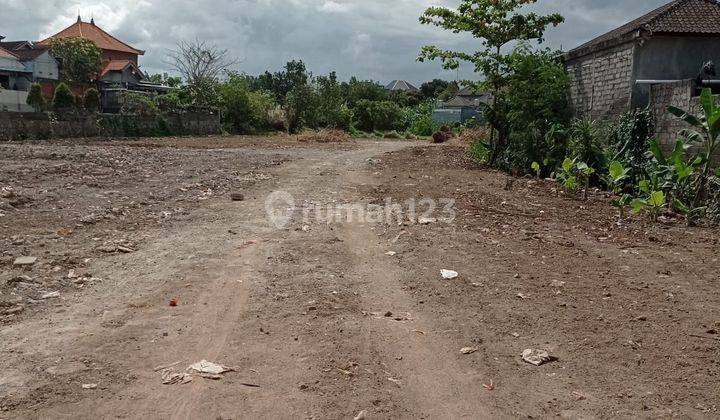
left=0, top=45, right=18, bottom=59
left=38, top=18, right=144, bottom=55
left=567, top=0, right=720, bottom=59
left=100, top=59, right=139, bottom=76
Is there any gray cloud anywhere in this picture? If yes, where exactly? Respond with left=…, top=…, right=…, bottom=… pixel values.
left=1, top=0, right=669, bottom=85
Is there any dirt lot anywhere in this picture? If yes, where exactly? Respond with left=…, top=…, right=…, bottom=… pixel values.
left=0, top=137, right=718, bottom=419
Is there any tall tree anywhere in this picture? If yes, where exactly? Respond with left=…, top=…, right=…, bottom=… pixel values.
left=166, top=39, right=235, bottom=85
left=166, top=40, right=236, bottom=109
left=50, top=37, right=102, bottom=85
left=418, top=0, right=563, bottom=165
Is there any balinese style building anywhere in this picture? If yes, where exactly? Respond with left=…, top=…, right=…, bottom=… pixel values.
left=37, top=16, right=166, bottom=112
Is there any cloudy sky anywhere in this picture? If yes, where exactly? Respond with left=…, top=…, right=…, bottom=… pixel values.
left=2, top=0, right=670, bottom=84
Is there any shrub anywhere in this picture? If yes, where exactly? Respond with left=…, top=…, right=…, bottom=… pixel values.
left=567, top=117, right=607, bottom=178
left=499, top=44, right=572, bottom=173
left=286, top=83, right=319, bottom=133
left=404, top=101, right=437, bottom=136
left=83, top=88, right=100, bottom=112
left=121, top=91, right=158, bottom=116
left=52, top=82, right=76, bottom=111
left=609, top=107, right=653, bottom=185
left=217, top=75, right=275, bottom=133
left=26, top=83, right=45, bottom=112
left=353, top=100, right=405, bottom=132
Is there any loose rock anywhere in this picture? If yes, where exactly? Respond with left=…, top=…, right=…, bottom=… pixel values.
left=13, top=256, right=37, bottom=266
left=522, top=349, right=556, bottom=366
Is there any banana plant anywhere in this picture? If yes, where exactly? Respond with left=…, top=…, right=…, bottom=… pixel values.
left=608, top=161, right=632, bottom=218
left=631, top=189, right=666, bottom=222
left=576, top=162, right=595, bottom=200
left=555, top=157, right=578, bottom=193
left=608, top=161, right=630, bottom=193
left=668, top=88, right=720, bottom=209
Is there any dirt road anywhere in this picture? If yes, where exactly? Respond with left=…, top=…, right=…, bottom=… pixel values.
left=1, top=137, right=718, bottom=419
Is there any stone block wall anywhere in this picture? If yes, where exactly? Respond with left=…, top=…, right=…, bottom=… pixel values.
left=566, top=43, right=635, bottom=120
left=650, top=80, right=720, bottom=161
left=0, top=112, right=221, bottom=141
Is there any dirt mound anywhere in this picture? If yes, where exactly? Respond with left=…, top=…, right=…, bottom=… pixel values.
left=450, top=127, right=490, bottom=146
left=296, top=128, right=350, bottom=143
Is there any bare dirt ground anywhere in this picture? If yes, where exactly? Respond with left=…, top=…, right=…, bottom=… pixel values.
left=0, top=137, right=718, bottom=419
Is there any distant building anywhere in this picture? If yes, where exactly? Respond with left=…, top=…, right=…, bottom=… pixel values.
left=0, top=39, right=60, bottom=98
left=0, top=43, right=33, bottom=111
left=432, top=87, right=491, bottom=125
left=37, top=16, right=166, bottom=112
left=564, top=0, right=720, bottom=120
left=385, top=80, right=419, bottom=93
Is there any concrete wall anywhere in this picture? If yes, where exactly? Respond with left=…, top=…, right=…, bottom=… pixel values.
left=650, top=80, right=720, bottom=160
left=565, top=43, right=635, bottom=120
left=0, top=90, right=32, bottom=112
left=633, top=36, right=720, bottom=108
left=0, top=111, right=221, bottom=140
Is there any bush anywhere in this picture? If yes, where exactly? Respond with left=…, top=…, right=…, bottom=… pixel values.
left=156, top=88, right=191, bottom=113
left=353, top=100, right=405, bottom=132
left=52, top=82, right=75, bottom=111
left=83, top=88, right=100, bottom=112
left=286, top=83, right=319, bottom=133
left=567, top=117, right=607, bottom=176
left=26, top=83, right=45, bottom=112
left=404, top=101, right=437, bottom=136
left=609, top=107, right=653, bottom=185
left=499, top=44, right=572, bottom=173
left=217, top=75, right=275, bottom=133
left=121, top=91, right=158, bottom=116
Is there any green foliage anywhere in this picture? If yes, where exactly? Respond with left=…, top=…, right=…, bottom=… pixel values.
left=147, top=73, right=183, bottom=87
left=499, top=44, right=571, bottom=173
left=121, top=91, right=158, bottom=116
left=52, top=82, right=76, bottom=111
left=49, top=37, right=102, bottom=85
left=420, top=79, right=451, bottom=99
left=316, top=72, right=352, bottom=130
left=555, top=158, right=594, bottom=198
left=609, top=107, right=653, bottom=185
left=257, top=60, right=310, bottom=104
left=345, top=78, right=387, bottom=107
left=83, top=88, right=100, bottom=112
left=567, top=117, right=607, bottom=177
left=468, top=139, right=490, bottom=163
left=26, top=83, right=45, bottom=112
left=217, top=74, right=275, bottom=133
left=668, top=88, right=720, bottom=212
left=286, top=83, right=319, bottom=134
left=607, top=161, right=630, bottom=193
left=156, top=88, right=191, bottom=113
left=418, top=0, right=564, bottom=166
left=403, top=101, right=438, bottom=136
left=352, top=100, right=404, bottom=133
left=531, top=162, right=541, bottom=178
left=631, top=190, right=666, bottom=221
left=187, top=78, right=220, bottom=111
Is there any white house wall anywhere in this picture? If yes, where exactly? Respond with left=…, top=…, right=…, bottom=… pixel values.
left=30, top=51, right=59, bottom=81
